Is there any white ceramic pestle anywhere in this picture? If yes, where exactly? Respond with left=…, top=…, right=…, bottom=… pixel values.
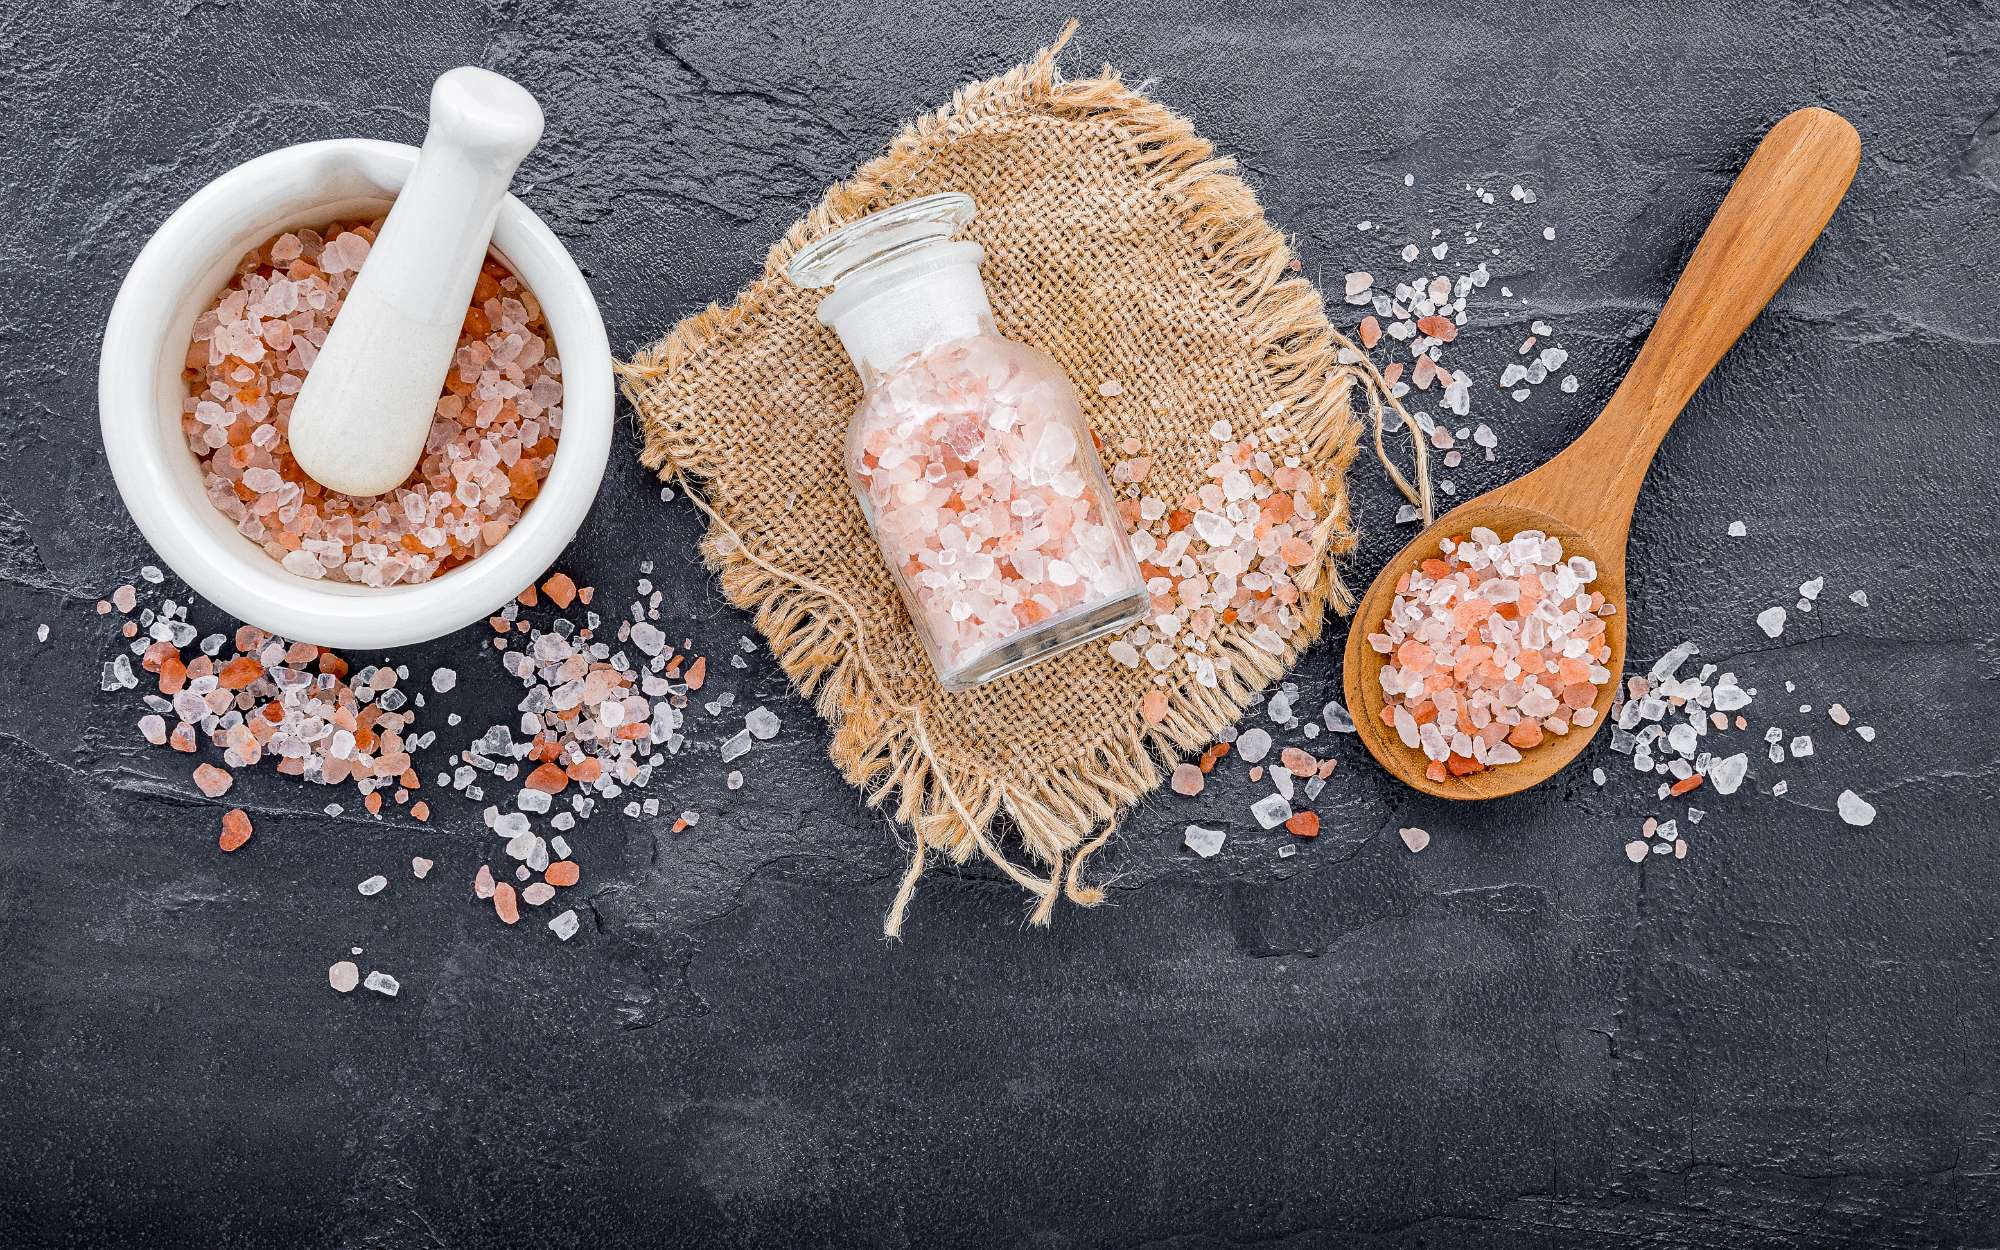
left=286, top=67, right=544, bottom=497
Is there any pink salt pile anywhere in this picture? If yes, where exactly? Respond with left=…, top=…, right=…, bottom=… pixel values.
left=1369, top=527, right=1612, bottom=781
left=184, top=220, right=562, bottom=586
left=850, top=335, right=1141, bottom=674
left=447, top=569, right=751, bottom=919
left=1104, top=413, right=1321, bottom=689
left=114, top=592, right=432, bottom=813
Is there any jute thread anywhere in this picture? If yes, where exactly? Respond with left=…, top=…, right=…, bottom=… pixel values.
left=620, top=23, right=1430, bottom=935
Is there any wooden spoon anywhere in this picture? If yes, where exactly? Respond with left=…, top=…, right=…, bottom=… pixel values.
left=1342, top=106, right=1860, bottom=800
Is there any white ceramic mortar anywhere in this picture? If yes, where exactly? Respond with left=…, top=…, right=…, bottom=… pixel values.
left=99, top=138, right=612, bottom=650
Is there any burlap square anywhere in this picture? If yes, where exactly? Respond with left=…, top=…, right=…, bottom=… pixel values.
left=620, top=25, right=1416, bottom=934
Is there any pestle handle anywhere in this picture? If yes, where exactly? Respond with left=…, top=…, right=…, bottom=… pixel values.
left=287, top=68, right=544, bottom=499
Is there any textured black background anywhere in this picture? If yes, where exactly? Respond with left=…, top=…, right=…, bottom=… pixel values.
left=4, top=1, right=1999, bottom=1246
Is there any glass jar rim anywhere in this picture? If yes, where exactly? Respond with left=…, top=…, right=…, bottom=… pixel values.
left=786, top=192, right=976, bottom=290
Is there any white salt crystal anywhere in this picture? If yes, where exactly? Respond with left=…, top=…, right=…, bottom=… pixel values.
left=1184, top=824, right=1226, bottom=858
left=745, top=706, right=780, bottom=740
left=1727, top=521, right=1746, bottom=537
left=1837, top=790, right=1876, bottom=827
left=411, top=857, right=433, bottom=879
left=1250, top=794, right=1291, bottom=829
left=1096, top=379, right=1124, bottom=397
left=1789, top=735, right=1814, bottom=758
left=363, top=970, right=400, bottom=997
left=356, top=875, right=387, bottom=896
left=719, top=729, right=752, bottom=763
left=1708, top=752, right=1749, bottom=795
left=1236, top=727, right=1273, bottom=763
left=1849, top=590, right=1868, bottom=607
left=1856, top=725, right=1876, bottom=742
left=1756, top=606, right=1787, bottom=638
left=549, top=909, right=581, bottom=940
left=431, top=668, right=457, bottom=693
left=1798, top=576, right=1824, bottom=601
left=1322, top=701, right=1355, bottom=733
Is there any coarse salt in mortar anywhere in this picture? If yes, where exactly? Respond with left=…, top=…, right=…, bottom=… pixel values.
left=183, top=218, right=562, bottom=586
left=1368, top=526, right=1613, bottom=781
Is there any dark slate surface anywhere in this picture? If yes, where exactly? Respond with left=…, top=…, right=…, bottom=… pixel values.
left=4, top=1, right=1997, bottom=1246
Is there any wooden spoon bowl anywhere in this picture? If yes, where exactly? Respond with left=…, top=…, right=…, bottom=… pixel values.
left=1343, top=107, right=1860, bottom=800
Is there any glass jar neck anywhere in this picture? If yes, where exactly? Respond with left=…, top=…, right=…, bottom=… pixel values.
left=817, top=240, right=995, bottom=382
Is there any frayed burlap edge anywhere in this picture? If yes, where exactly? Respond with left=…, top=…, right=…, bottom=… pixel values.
left=619, top=23, right=1432, bottom=935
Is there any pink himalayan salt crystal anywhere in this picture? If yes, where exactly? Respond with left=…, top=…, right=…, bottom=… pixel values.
left=182, top=221, right=562, bottom=587
left=1105, top=416, right=1323, bottom=690
left=192, top=762, right=233, bottom=797
left=850, top=335, right=1142, bottom=677
left=1169, top=762, right=1205, bottom=796
left=1368, top=527, right=1612, bottom=782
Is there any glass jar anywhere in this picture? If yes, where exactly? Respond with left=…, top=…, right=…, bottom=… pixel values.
left=787, top=192, right=1145, bottom=691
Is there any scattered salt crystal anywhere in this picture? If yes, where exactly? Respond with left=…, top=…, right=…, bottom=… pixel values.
left=1708, top=753, right=1749, bottom=795
left=432, top=668, right=457, bottom=693
left=411, top=857, right=433, bottom=879
left=1856, top=725, right=1876, bottom=742
left=1169, top=763, right=1205, bottom=796
left=745, top=706, right=780, bottom=740
left=1398, top=826, right=1430, bottom=853
left=1727, top=521, right=1746, bottom=537
left=1798, top=576, right=1824, bottom=601
left=1771, top=780, right=1788, bottom=796
left=726, top=770, right=743, bottom=790
left=1236, top=727, right=1273, bottom=764
left=328, top=961, right=360, bottom=993
left=1849, top=590, right=1868, bottom=607
left=719, top=729, right=752, bottom=763
left=1322, top=701, right=1355, bottom=733
left=1789, top=735, right=1813, bottom=759
left=1756, top=606, right=1787, bottom=638
left=1837, top=789, right=1876, bottom=827
left=1250, top=794, right=1291, bottom=829
left=1184, top=824, right=1226, bottom=858
left=1096, top=379, right=1124, bottom=397
left=357, top=875, right=388, bottom=896
left=1624, top=840, right=1648, bottom=863
left=549, top=909, right=581, bottom=940
left=363, top=970, right=400, bottom=997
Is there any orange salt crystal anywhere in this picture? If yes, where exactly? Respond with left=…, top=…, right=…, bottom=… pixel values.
left=191, top=763, right=233, bottom=797
left=545, top=861, right=581, bottom=888
left=1284, top=811, right=1320, bottom=838
left=363, top=792, right=382, bottom=816
left=516, top=583, right=539, bottom=607
left=565, top=758, right=602, bottom=785
left=410, top=801, right=430, bottom=822
left=493, top=882, right=520, bottom=925
left=1141, top=689, right=1167, bottom=725
left=525, top=762, right=569, bottom=794
left=218, top=808, right=253, bottom=852
left=541, top=571, right=577, bottom=609
left=1416, top=314, right=1459, bottom=343
left=1506, top=721, right=1544, bottom=750
left=1280, top=746, right=1316, bottom=777
left=685, top=656, right=707, bottom=690
left=1669, top=775, right=1704, bottom=796
left=1359, top=315, right=1382, bottom=349
left=671, top=816, right=689, bottom=833
left=158, top=652, right=188, bottom=695
left=217, top=657, right=263, bottom=689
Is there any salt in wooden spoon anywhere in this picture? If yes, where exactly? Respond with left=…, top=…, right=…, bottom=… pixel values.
left=1343, top=107, right=1860, bottom=800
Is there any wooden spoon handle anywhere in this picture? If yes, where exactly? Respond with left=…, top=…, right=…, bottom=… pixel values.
left=1535, top=107, right=1859, bottom=535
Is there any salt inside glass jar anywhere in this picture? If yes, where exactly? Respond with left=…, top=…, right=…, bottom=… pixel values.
left=788, top=193, right=1145, bottom=691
